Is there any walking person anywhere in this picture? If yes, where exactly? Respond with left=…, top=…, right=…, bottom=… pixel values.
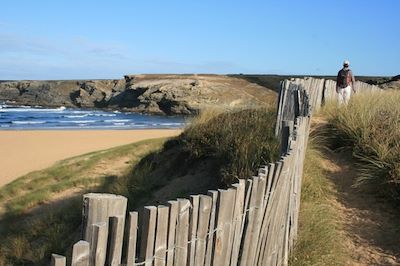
left=336, top=60, right=356, bottom=105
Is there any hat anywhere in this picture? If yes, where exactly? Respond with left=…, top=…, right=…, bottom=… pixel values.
left=343, top=60, right=350, bottom=66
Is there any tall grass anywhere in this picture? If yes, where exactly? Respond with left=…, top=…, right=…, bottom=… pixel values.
left=290, top=139, right=347, bottom=266
left=127, top=108, right=280, bottom=208
left=180, top=107, right=280, bottom=184
left=322, top=90, right=400, bottom=200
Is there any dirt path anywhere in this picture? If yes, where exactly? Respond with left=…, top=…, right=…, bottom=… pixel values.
left=321, top=150, right=400, bottom=265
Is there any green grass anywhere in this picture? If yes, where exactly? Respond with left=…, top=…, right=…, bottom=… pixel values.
left=321, top=90, right=400, bottom=200
left=126, top=108, right=280, bottom=208
left=0, top=107, right=280, bottom=265
left=0, top=138, right=166, bottom=265
left=290, top=139, right=347, bottom=266
left=181, top=107, right=280, bottom=184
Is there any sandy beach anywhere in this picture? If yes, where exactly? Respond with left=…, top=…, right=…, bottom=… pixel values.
left=0, top=129, right=181, bottom=187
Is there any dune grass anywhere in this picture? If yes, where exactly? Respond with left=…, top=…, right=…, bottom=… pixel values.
left=0, top=138, right=166, bottom=265
left=321, top=90, right=400, bottom=200
left=126, top=107, right=280, bottom=208
left=0, top=107, right=280, bottom=265
left=181, top=107, right=280, bottom=184
left=290, top=138, right=347, bottom=266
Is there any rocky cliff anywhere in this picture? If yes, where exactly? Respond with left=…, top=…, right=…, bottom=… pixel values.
left=0, top=75, right=276, bottom=115
left=379, top=75, right=400, bottom=90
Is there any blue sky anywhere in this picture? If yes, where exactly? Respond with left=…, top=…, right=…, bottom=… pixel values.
left=1, top=0, right=399, bottom=79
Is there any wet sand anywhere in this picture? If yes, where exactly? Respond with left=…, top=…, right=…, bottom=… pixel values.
left=0, top=129, right=181, bottom=187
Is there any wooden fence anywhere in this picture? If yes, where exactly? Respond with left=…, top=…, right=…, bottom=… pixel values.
left=51, top=77, right=378, bottom=266
left=275, top=77, right=381, bottom=135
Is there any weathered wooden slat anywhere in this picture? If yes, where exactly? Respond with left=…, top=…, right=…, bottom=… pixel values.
left=212, top=188, right=236, bottom=266
left=194, top=195, right=212, bottom=266
left=204, top=190, right=218, bottom=266
left=256, top=163, right=276, bottom=265
left=261, top=160, right=286, bottom=265
left=230, top=179, right=245, bottom=266
left=188, top=195, right=200, bottom=266
left=139, top=206, right=157, bottom=266
left=126, top=212, right=138, bottom=266
left=166, top=200, right=179, bottom=266
left=51, top=254, right=66, bottom=266
left=239, top=176, right=259, bottom=265
left=174, top=198, right=191, bottom=265
left=231, top=178, right=253, bottom=265
left=72, top=240, right=90, bottom=266
left=154, top=205, right=169, bottom=266
left=90, top=222, right=108, bottom=266
left=247, top=176, right=267, bottom=266
left=107, top=215, right=125, bottom=266
left=224, top=188, right=237, bottom=265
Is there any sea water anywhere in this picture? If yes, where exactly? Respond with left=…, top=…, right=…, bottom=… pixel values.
left=0, top=104, right=186, bottom=130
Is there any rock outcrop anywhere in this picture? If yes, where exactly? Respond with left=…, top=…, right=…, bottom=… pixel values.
left=379, top=75, right=400, bottom=90
left=0, top=75, right=276, bottom=115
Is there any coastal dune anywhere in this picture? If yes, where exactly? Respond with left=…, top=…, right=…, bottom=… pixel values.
left=0, top=129, right=181, bottom=187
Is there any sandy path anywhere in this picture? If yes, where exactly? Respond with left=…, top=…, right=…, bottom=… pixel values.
left=0, top=129, right=181, bottom=187
left=321, top=147, right=400, bottom=265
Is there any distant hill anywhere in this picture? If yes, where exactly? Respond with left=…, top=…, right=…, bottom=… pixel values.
left=0, top=75, right=276, bottom=115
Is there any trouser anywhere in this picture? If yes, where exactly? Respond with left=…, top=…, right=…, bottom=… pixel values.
left=338, top=85, right=352, bottom=105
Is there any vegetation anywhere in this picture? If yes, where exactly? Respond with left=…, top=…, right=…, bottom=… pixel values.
left=322, top=91, right=400, bottom=200
left=0, top=138, right=165, bottom=265
left=0, top=107, right=279, bottom=265
left=290, top=138, right=347, bottom=266
left=127, top=108, right=280, bottom=208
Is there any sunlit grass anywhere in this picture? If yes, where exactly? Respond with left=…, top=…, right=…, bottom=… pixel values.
left=290, top=138, right=347, bottom=266
left=321, top=90, right=400, bottom=200
left=0, top=138, right=166, bottom=265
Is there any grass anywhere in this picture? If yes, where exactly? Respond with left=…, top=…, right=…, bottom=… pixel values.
left=126, top=108, right=280, bottom=208
left=321, top=90, right=400, bottom=200
left=290, top=138, right=347, bottom=266
left=0, top=107, right=280, bottom=265
left=182, top=107, right=280, bottom=184
left=0, top=138, right=166, bottom=265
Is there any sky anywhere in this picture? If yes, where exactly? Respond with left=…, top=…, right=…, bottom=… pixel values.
left=1, top=0, right=399, bottom=80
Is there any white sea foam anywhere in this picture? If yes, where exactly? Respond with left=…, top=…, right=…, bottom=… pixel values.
left=58, top=120, right=97, bottom=124
left=64, top=115, right=89, bottom=118
left=104, top=119, right=131, bottom=123
left=11, top=120, right=47, bottom=124
left=92, top=113, right=116, bottom=117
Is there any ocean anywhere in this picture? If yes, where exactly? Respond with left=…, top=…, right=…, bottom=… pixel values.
left=0, top=104, right=186, bottom=130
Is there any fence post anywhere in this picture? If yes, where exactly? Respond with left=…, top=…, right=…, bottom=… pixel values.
left=139, top=206, right=157, bottom=266
left=90, top=222, right=108, bottom=266
left=51, top=254, right=66, bottom=266
left=107, top=216, right=125, bottom=266
left=194, top=195, right=212, bottom=266
left=166, top=200, right=179, bottom=266
left=174, top=198, right=191, bottom=265
left=126, top=212, right=139, bottom=266
left=71, top=240, right=90, bottom=266
left=154, top=205, right=169, bottom=266
left=82, top=193, right=127, bottom=242
left=204, top=190, right=218, bottom=266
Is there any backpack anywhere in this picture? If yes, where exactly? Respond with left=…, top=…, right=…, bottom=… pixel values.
left=338, top=69, right=350, bottom=88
